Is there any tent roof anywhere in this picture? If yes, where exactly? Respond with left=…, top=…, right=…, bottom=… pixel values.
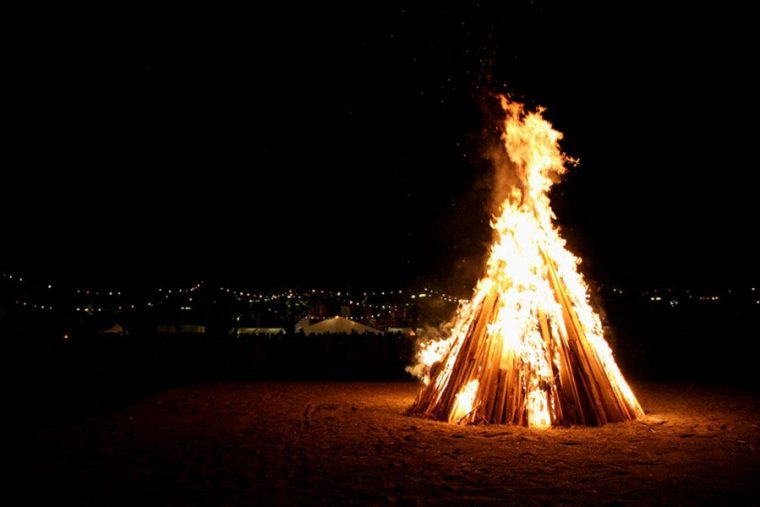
left=302, top=316, right=383, bottom=336
left=99, top=323, right=127, bottom=335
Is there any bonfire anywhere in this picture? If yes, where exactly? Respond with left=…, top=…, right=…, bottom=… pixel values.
left=408, top=96, right=643, bottom=427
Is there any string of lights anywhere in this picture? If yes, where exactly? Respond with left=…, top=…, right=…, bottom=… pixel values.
left=3, top=272, right=759, bottom=315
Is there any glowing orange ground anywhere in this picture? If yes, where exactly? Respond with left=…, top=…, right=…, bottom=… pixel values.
left=10, top=382, right=759, bottom=505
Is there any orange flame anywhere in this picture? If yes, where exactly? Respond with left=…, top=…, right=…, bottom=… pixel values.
left=409, top=95, right=643, bottom=427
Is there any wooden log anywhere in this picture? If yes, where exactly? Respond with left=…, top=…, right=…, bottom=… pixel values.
left=411, top=245, right=639, bottom=427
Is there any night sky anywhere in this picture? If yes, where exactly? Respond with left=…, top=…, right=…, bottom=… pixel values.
left=4, top=2, right=758, bottom=292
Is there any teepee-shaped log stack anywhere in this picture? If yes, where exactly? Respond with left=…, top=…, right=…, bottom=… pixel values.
left=408, top=96, right=643, bottom=427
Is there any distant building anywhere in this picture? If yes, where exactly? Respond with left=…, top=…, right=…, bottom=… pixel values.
left=156, top=324, right=206, bottom=334
left=386, top=327, right=421, bottom=336
left=229, top=327, right=285, bottom=336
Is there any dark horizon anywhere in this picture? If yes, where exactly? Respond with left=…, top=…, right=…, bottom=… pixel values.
left=4, top=2, right=758, bottom=290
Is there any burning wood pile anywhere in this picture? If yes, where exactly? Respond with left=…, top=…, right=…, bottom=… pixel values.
left=408, top=96, right=643, bottom=427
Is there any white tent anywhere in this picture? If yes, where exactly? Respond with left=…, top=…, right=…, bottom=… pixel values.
left=301, top=316, right=383, bottom=336
left=99, top=324, right=128, bottom=336
left=230, top=327, right=285, bottom=336
left=295, top=318, right=311, bottom=333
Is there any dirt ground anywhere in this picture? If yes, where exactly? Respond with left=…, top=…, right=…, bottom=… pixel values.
left=8, top=382, right=760, bottom=505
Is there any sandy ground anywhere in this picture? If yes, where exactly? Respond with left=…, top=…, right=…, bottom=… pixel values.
left=8, top=382, right=760, bottom=506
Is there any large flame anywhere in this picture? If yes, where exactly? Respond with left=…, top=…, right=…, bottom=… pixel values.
left=408, top=96, right=643, bottom=427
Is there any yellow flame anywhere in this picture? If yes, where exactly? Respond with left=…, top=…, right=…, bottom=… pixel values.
left=409, top=95, right=643, bottom=427
left=449, top=379, right=479, bottom=424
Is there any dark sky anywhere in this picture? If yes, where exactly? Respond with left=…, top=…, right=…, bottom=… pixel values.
left=4, top=2, right=758, bottom=292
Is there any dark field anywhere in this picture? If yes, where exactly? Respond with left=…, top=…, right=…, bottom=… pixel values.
left=8, top=382, right=760, bottom=506
left=3, top=292, right=760, bottom=505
